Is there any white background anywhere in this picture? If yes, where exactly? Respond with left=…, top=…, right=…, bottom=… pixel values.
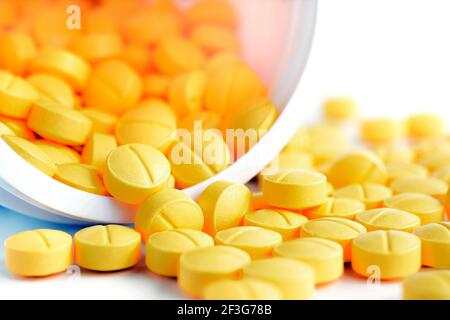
left=1, top=0, right=449, bottom=300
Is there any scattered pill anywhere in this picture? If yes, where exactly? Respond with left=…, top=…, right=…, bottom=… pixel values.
left=0, top=31, right=36, bottom=75
left=403, top=270, right=450, bottom=300
left=81, top=108, right=118, bottom=135
left=432, top=165, right=450, bottom=185
left=385, top=162, right=428, bottom=184
left=168, top=70, right=207, bottom=117
left=305, top=197, right=365, bottom=220
left=179, top=110, right=221, bottom=131
left=361, top=119, right=405, bottom=144
left=408, top=113, right=444, bottom=138
left=355, top=208, right=421, bottom=232
left=70, top=32, right=123, bottom=64
left=143, top=73, right=170, bottom=99
left=191, top=23, right=239, bottom=54
left=322, top=97, right=357, bottom=120
left=27, top=73, right=75, bottom=108
left=82, top=133, right=117, bottom=173
left=413, top=222, right=449, bottom=268
left=335, top=183, right=392, bottom=209
left=390, top=176, right=448, bottom=202
left=55, top=163, right=106, bottom=195
left=203, top=279, right=282, bottom=300
left=34, top=140, right=80, bottom=165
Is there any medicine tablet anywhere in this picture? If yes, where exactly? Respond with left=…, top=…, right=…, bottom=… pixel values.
left=262, top=168, right=328, bottom=210
left=0, top=70, right=39, bottom=119
left=5, top=229, right=72, bottom=277
left=74, top=225, right=141, bottom=272
left=0, top=31, right=36, bottom=75
left=322, top=97, right=357, bottom=120
left=300, top=217, right=367, bottom=262
left=432, top=165, right=450, bottom=185
left=34, top=140, right=80, bottom=165
left=335, top=183, right=393, bottom=209
left=146, top=229, right=214, bottom=277
left=327, top=151, right=387, bottom=188
left=30, top=47, right=91, bottom=90
left=355, top=208, right=420, bottom=232
left=243, top=257, right=315, bottom=300
left=384, top=193, right=444, bottom=225
left=390, top=176, right=448, bottom=202
left=274, top=237, right=344, bottom=284
left=203, top=279, right=282, bottom=300
left=115, top=103, right=177, bottom=153
left=263, top=151, right=314, bottom=176
left=0, top=116, right=35, bottom=140
left=198, top=181, right=251, bottom=236
left=179, top=111, right=221, bottom=131
left=352, top=230, right=421, bottom=279
left=178, top=246, right=251, bottom=297
left=408, top=113, right=444, bottom=138
left=215, top=226, right=282, bottom=259
left=307, top=124, right=350, bottom=164
left=284, top=127, right=311, bottom=152
left=191, top=23, right=239, bottom=54
left=27, top=73, right=75, bottom=108
left=204, top=51, right=241, bottom=75
left=418, top=151, right=450, bottom=172
left=27, top=102, right=92, bottom=146
left=55, top=164, right=106, bottom=195
left=385, top=162, right=428, bottom=184
left=81, top=108, right=118, bottom=135
left=136, top=189, right=204, bottom=243
left=82, top=133, right=117, bottom=173
left=186, top=0, right=238, bottom=29
left=104, top=144, right=171, bottom=204
left=413, top=222, right=449, bottom=268
left=403, top=270, right=450, bottom=300
left=373, top=144, right=415, bottom=164
left=304, top=197, right=365, bottom=220
left=244, top=209, right=308, bottom=240
left=143, top=74, right=170, bottom=99
left=84, top=59, right=143, bottom=114
left=70, top=32, right=123, bottom=63
left=3, top=135, right=57, bottom=177
left=361, top=118, right=405, bottom=144
left=168, top=70, right=207, bottom=117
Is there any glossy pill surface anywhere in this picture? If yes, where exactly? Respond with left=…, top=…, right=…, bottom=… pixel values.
left=413, top=222, right=449, bottom=268
left=203, top=279, right=282, bottom=300
left=355, top=208, right=421, bottom=232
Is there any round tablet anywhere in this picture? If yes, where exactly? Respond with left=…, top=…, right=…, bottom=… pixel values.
left=197, top=181, right=251, bottom=235
left=384, top=193, right=445, bottom=225
left=385, top=162, right=428, bottom=184
left=355, top=208, right=421, bottom=232
left=390, top=176, right=448, bottom=202
left=243, top=257, right=315, bottom=300
left=104, top=144, right=171, bottom=204
left=300, top=217, right=367, bottom=262
left=305, top=197, right=365, bottom=220
left=34, top=140, right=80, bottom=165
left=408, top=113, right=444, bottom=138
left=55, top=164, right=106, bottom=195
left=81, top=108, right=118, bottom=135
left=335, top=183, right=393, bottom=209
left=81, top=133, right=117, bottom=173
left=215, top=226, right=282, bottom=259
left=323, top=98, right=357, bottom=120
left=168, top=70, right=207, bottom=117
left=179, top=110, right=221, bottom=131
left=27, top=73, right=75, bottom=108
left=74, top=225, right=141, bottom=272
left=418, top=151, right=450, bottom=172
left=352, top=230, right=421, bottom=280
left=360, top=118, right=405, bottom=144
left=403, top=270, right=450, bottom=300
left=262, top=168, right=328, bottom=210
left=0, top=31, right=36, bottom=75
left=203, top=279, right=282, bottom=300
left=191, top=23, right=239, bottom=54
left=274, top=237, right=344, bottom=284
left=5, top=229, right=72, bottom=277
left=146, top=229, right=214, bottom=277
left=178, top=246, right=251, bottom=297
left=413, top=222, right=449, bottom=268
left=135, top=189, right=204, bottom=243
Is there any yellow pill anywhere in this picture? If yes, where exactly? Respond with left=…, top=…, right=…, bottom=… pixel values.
left=284, top=126, right=310, bottom=152
left=82, top=133, right=117, bottom=173
left=186, top=0, right=238, bottom=30
left=197, top=181, right=251, bottom=236
left=70, top=32, right=123, bottom=63
left=203, top=278, right=282, bottom=300
left=322, top=97, right=357, bottom=120
left=432, top=165, right=450, bottom=185
left=300, top=217, right=367, bottom=262
left=104, top=144, right=171, bottom=204
left=120, top=44, right=153, bottom=74
left=135, top=189, right=204, bottom=243
left=143, top=74, right=170, bottom=99
left=5, top=229, right=72, bottom=277
left=243, top=257, right=315, bottom=300
left=84, top=59, right=143, bottom=114
left=205, top=64, right=266, bottom=114
left=327, top=151, right=387, bottom=188
left=204, top=51, right=241, bottom=75
left=408, top=113, right=444, bottom=138
left=373, top=144, right=416, bottom=164
left=390, top=176, right=448, bottom=202
left=55, top=163, right=106, bottom=195
left=168, top=131, right=230, bottom=188
left=335, top=183, right=392, bottom=209
left=34, top=140, right=81, bottom=165
left=154, top=36, right=206, bottom=76
left=27, top=73, right=75, bottom=108
left=385, top=162, right=428, bottom=184
left=146, top=229, right=214, bottom=277
left=179, top=111, right=222, bottom=131
left=116, top=103, right=177, bottom=153
left=74, top=225, right=141, bottom=272
left=413, top=222, right=449, bottom=268
left=403, top=270, right=450, bottom=300
left=0, top=31, right=36, bottom=75
left=360, top=119, right=405, bottom=144
left=0, top=116, right=35, bottom=140
left=274, top=237, right=344, bottom=284
left=305, top=197, right=365, bottom=220
left=0, top=70, right=39, bottom=119
left=413, top=138, right=450, bottom=158
left=178, top=246, right=251, bottom=297
left=168, top=70, right=207, bottom=117
left=262, top=169, right=328, bottom=210
left=81, top=108, right=118, bottom=135
left=384, top=193, right=445, bottom=225
left=166, top=174, right=176, bottom=189
left=352, top=230, right=421, bottom=280
left=0, top=121, right=15, bottom=136
left=307, top=124, right=350, bottom=164
left=269, top=151, right=314, bottom=171
left=3, top=135, right=57, bottom=177
left=191, top=23, right=239, bottom=54
left=30, top=48, right=90, bottom=91
left=27, top=102, right=92, bottom=146
left=418, top=151, right=450, bottom=172
left=215, top=226, right=282, bottom=259
left=355, top=208, right=421, bottom=232
left=244, top=209, right=308, bottom=240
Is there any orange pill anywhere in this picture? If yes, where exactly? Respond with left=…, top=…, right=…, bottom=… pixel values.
left=191, top=23, right=239, bottom=54
left=168, top=70, right=207, bottom=117
left=0, top=31, right=36, bottom=75
left=186, top=0, right=238, bottom=30
left=70, top=32, right=123, bottom=64
left=143, top=74, right=170, bottom=99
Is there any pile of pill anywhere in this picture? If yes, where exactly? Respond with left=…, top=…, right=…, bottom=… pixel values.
left=2, top=0, right=450, bottom=300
